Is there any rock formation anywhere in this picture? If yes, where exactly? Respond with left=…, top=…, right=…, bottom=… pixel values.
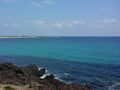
left=0, top=62, right=91, bottom=90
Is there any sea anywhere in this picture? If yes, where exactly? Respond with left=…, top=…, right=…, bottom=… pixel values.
left=0, top=37, right=120, bottom=90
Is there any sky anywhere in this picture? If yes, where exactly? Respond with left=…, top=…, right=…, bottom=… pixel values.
left=0, top=0, right=120, bottom=36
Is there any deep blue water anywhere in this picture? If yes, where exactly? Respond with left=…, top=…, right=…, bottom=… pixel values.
left=0, top=37, right=120, bottom=90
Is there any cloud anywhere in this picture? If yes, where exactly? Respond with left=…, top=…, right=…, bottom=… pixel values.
left=66, top=20, right=86, bottom=26
left=93, top=0, right=103, bottom=2
left=3, top=23, right=20, bottom=27
left=87, top=19, right=119, bottom=28
left=53, top=20, right=86, bottom=28
left=53, top=19, right=119, bottom=28
left=43, top=0, right=55, bottom=4
left=102, top=19, right=117, bottom=23
left=32, top=0, right=55, bottom=8
left=54, top=23, right=63, bottom=28
left=32, top=1, right=41, bottom=8
left=7, top=16, right=14, bottom=20
left=32, top=20, right=45, bottom=25
left=1, top=0, right=15, bottom=3
left=29, top=18, right=119, bottom=29
left=92, top=19, right=118, bottom=24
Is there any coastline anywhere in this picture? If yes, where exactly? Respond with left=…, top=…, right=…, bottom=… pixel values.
left=0, top=36, right=46, bottom=39
left=0, top=62, right=91, bottom=90
left=0, top=36, right=120, bottom=39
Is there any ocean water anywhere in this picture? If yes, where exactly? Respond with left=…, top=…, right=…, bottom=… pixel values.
left=0, top=37, right=120, bottom=90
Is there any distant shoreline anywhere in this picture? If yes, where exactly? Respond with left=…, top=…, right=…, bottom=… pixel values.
left=0, top=36, right=48, bottom=39
left=0, top=36, right=120, bottom=39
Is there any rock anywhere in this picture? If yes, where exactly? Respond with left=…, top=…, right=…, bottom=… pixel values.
left=41, top=74, right=91, bottom=90
left=24, top=65, right=46, bottom=77
left=45, top=74, right=55, bottom=80
left=0, top=62, right=91, bottom=90
left=0, top=62, right=45, bottom=85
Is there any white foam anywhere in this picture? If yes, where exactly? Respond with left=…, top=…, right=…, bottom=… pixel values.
left=38, top=68, right=41, bottom=71
left=40, top=73, right=50, bottom=79
left=108, top=82, right=120, bottom=90
left=54, top=74, right=61, bottom=80
left=39, top=67, right=49, bottom=79
left=39, top=69, right=71, bottom=84
left=38, top=67, right=47, bottom=72
left=64, top=73, right=70, bottom=76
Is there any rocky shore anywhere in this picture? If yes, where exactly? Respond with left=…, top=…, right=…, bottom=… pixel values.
left=0, top=62, right=91, bottom=90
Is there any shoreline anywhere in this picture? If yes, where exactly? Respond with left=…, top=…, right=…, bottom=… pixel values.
left=0, top=62, right=91, bottom=90
left=0, top=36, right=46, bottom=39
left=0, top=36, right=120, bottom=39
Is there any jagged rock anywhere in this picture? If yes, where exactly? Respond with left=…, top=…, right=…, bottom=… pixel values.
left=0, top=62, right=91, bottom=90
left=45, top=74, right=55, bottom=80
left=24, top=65, right=45, bottom=77
left=0, top=62, right=45, bottom=85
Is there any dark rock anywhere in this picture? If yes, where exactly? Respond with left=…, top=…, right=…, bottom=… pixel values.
left=24, top=65, right=45, bottom=77
left=45, top=74, right=55, bottom=80
left=0, top=62, right=91, bottom=90
left=0, top=62, right=45, bottom=85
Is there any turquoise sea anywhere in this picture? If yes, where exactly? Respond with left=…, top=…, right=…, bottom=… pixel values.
left=0, top=37, right=120, bottom=90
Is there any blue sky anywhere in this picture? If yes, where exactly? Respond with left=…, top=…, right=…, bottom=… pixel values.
left=0, top=0, right=120, bottom=36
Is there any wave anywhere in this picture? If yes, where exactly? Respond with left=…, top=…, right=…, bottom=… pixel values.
left=39, top=68, right=49, bottom=79
left=108, top=82, right=120, bottom=90
left=39, top=68, right=61, bottom=81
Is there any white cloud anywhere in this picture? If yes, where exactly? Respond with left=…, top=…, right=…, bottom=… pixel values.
left=33, top=1, right=41, bottom=8
left=73, top=20, right=84, bottom=24
left=103, top=19, right=117, bottom=23
left=29, top=18, right=119, bottom=29
left=53, top=20, right=86, bottom=28
left=94, top=0, right=103, bottom=2
left=1, top=0, right=15, bottom=3
left=92, top=19, right=118, bottom=24
left=66, top=20, right=86, bottom=26
left=11, top=23, right=20, bottom=27
left=43, top=0, right=55, bottom=4
left=54, top=23, right=63, bottom=28
left=7, top=16, right=14, bottom=20
left=3, top=24, right=9, bottom=27
left=87, top=19, right=119, bottom=28
left=32, top=0, right=55, bottom=8
left=32, top=20, right=45, bottom=25
left=3, top=23, right=20, bottom=27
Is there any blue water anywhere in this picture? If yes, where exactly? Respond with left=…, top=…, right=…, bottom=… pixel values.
left=0, top=37, right=120, bottom=90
